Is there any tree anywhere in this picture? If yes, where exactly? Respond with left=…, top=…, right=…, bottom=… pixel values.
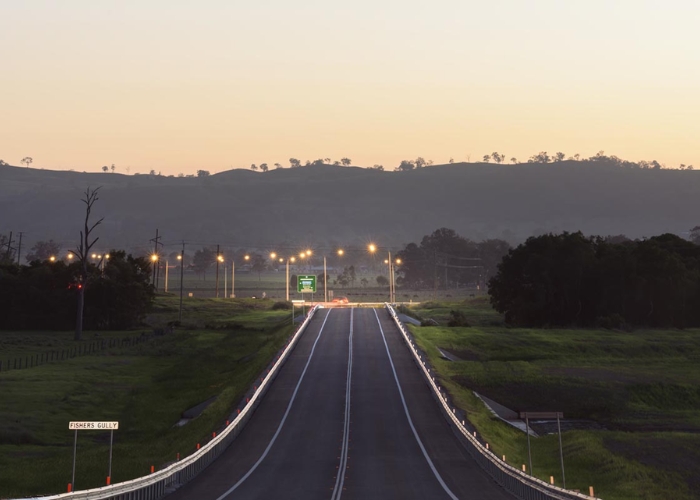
left=311, top=159, right=325, bottom=166
left=482, top=155, right=490, bottom=163
left=554, top=152, right=566, bottom=162
left=0, top=159, right=7, bottom=166
left=193, top=247, right=215, bottom=279
left=102, top=166, right=109, bottom=172
left=510, top=157, right=518, bottom=164
left=289, top=158, right=301, bottom=168
left=21, top=157, right=33, bottom=168
left=690, top=226, right=700, bottom=245
left=415, top=157, right=426, bottom=168
left=73, top=187, right=104, bottom=341
left=395, top=160, right=415, bottom=172
left=448, top=157, right=454, bottom=164
left=274, top=163, right=282, bottom=169
left=250, top=164, right=258, bottom=171
left=360, top=277, right=368, bottom=288
left=372, top=164, right=384, bottom=171
left=260, top=163, right=269, bottom=172
left=528, top=152, right=551, bottom=163
left=110, top=164, right=116, bottom=173
left=25, top=240, right=62, bottom=262
left=341, top=157, right=352, bottom=166
left=324, top=158, right=331, bottom=164
left=149, top=169, right=156, bottom=175
left=376, top=275, right=389, bottom=287
left=197, top=170, right=211, bottom=177
left=251, top=253, right=267, bottom=280
left=333, top=161, right=341, bottom=166
left=491, top=152, right=504, bottom=163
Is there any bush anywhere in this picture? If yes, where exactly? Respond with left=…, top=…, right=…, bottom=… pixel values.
left=448, top=310, right=471, bottom=327
left=596, top=313, right=627, bottom=330
left=271, top=301, right=291, bottom=310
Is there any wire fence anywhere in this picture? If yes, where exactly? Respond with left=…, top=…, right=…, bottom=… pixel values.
left=0, top=332, right=169, bottom=373
left=11, top=306, right=321, bottom=500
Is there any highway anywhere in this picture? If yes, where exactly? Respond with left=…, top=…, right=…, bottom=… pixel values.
left=167, top=308, right=512, bottom=500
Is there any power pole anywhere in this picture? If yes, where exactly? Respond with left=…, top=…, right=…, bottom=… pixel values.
left=3, top=231, right=14, bottom=262
left=149, top=229, right=163, bottom=290
left=17, top=232, right=23, bottom=265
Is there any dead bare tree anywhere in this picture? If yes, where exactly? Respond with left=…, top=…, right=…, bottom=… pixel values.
left=73, top=187, right=104, bottom=341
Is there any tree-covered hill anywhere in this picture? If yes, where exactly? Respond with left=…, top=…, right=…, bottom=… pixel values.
left=1, top=161, right=698, bottom=251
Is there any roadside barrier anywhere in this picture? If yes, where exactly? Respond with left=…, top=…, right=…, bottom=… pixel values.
left=12, top=306, right=320, bottom=500
left=384, top=304, right=600, bottom=500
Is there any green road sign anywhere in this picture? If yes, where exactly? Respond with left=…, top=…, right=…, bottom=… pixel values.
left=297, top=275, right=317, bottom=293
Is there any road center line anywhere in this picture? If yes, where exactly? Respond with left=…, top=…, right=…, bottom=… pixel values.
left=215, top=309, right=334, bottom=500
left=332, top=307, right=354, bottom=500
left=372, top=309, right=459, bottom=500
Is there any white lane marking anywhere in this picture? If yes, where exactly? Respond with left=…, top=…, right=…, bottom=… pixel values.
left=372, top=309, right=459, bottom=500
left=332, top=307, right=354, bottom=500
left=216, top=309, right=334, bottom=500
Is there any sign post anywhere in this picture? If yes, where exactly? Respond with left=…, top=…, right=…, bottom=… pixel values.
left=297, top=275, right=317, bottom=294
left=69, top=421, right=119, bottom=489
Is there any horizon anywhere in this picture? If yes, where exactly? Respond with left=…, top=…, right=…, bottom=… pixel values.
left=2, top=1, right=699, bottom=175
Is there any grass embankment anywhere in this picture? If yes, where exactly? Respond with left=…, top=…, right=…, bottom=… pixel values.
left=0, top=296, right=294, bottom=498
left=402, top=298, right=700, bottom=500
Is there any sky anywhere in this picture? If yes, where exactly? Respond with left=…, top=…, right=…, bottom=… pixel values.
left=2, top=0, right=699, bottom=175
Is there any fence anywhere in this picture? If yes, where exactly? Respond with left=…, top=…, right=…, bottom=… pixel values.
left=0, top=333, right=164, bottom=373
left=12, top=306, right=320, bottom=500
left=384, top=304, right=600, bottom=500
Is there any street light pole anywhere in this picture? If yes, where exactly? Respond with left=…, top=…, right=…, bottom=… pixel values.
left=215, top=244, right=220, bottom=298
left=324, top=256, right=327, bottom=303
left=178, top=243, right=184, bottom=323
left=286, top=258, right=290, bottom=302
left=224, top=263, right=227, bottom=298
left=231, top=259, right=235, bottom=298
left=388, top=251, right=393, bottom=303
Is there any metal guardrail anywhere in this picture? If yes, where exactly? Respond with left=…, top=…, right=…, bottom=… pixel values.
left=384, top=304, right=601, bottom=500
left=15, top=306, right=321, bottom=500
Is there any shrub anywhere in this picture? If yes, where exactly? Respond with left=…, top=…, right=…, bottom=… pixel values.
left=448, top=310, right=471, bottom=327
left=272, top=301, right=291, bottom=310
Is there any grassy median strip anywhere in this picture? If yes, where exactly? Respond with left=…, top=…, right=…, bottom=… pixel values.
left=0, top=296, right=294, bottom=498
left=404, top=298, right=700, bottom=500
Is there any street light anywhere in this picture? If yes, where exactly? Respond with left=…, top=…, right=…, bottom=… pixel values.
left=216, top=252, right=223, bottom=298
left=151, top=254, right=159, bottom=290
left=49, top=255, right=56, bottom=262
left=369, top=243, right=396, bottom=303
left=323, top=248, right=344, bottom=302
left=283, top=256, right=296, bottom=301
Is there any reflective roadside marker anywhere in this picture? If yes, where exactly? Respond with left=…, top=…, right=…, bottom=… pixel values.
left=150, top=465, right=154, bottom=473
left=550, top=476, right=554, bottom=485
left=589, top=486, right=595, bottom=496
left=522, top=464, right=526, bottom=472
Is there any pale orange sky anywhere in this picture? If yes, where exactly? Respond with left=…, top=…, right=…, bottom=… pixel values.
left=2, top=1, right=699, bottom=174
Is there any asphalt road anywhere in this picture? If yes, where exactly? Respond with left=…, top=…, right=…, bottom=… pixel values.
left=166, top=308, right=512, bottom=500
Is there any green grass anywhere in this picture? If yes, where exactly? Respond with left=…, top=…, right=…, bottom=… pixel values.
left=400, top=299, right=700, bottom=500
left=0, top=296, right=295, bottom=498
